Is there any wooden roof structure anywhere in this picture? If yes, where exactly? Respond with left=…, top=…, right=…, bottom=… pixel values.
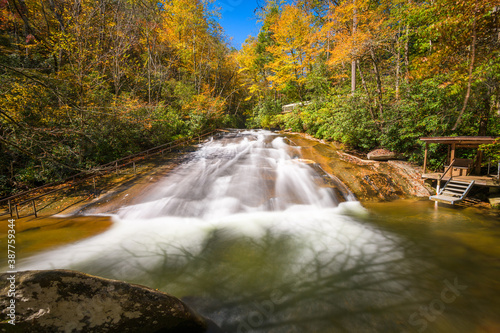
left=420, top=136, right=498, bottom=175
left=420, top=136, right=497, bottom=147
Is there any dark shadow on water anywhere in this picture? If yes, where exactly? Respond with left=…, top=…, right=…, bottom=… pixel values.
left=68, top=220, right=493, bottom=333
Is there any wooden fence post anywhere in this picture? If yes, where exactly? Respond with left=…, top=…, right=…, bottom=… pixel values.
left=15, top=204, right=19, bottom=219
left=133, top=162, right=136, bottom=174
left=8, top=200, right=12, bottom=217
left=32, top=199, right=37, bottom=218
left=93, top=177, right=96, bottom=195
left=115, top=162, right=118, bottom=174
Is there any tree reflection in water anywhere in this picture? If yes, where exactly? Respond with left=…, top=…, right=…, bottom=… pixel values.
left=22, top=204, right=463, bottom=332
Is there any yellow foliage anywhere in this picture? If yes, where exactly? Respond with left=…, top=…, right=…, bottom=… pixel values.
left=183, top=85, right=226, bottom=118
left=322, top=0, right=390, bottom=68
left=266, top=5, right=318, bottom=94
left=236, top=38, right=269, bottom=101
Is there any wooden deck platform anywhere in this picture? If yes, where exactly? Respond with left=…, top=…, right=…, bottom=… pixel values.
left=422, top=173, right=500, bottom=187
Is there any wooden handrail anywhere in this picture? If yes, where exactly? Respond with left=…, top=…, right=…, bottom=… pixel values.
left=0, top=129, right=223, bottom=207
left=439, top=159, right=456, bottom=182
left=436, top=159, right=456, bottom=194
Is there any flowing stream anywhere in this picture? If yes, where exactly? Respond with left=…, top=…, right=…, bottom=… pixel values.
left=17, top=130, right=500, bottom=332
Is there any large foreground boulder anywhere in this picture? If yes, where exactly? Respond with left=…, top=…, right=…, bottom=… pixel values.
left=0, top=270, right=208, bottom=333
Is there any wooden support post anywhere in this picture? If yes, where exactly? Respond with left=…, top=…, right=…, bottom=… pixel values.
left=133, top=162, right=136, bottom=174
left=487, top=158, right=491, bottom=175
left=15, top=204, right=19, bottom=219
left=93, top=177, right=96, bottom=195
left=475, top=150, right=483, bottom=175
left=450, top=143, right=456, bottom=162
left=8, top=200, right=12, bottom=217
left=32, top=199, right=37, bottom=218
left=423, top=143, right=429, bottom=174
left=115, top=162, right=118, bottom=174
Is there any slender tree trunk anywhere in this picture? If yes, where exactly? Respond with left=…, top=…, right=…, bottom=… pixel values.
left=369, top=47, right=383, bottom=117
left=357, top=61, right=377, bottom=123
left=404, top=23, right=409, bottom=83
left=351, top=1, right=357, bottom=95
left=478, top=92, right=489, bottom=136
left=396, top=25, right=401, bottom=101
left=146, top=30, right=152, bottom=104
left=405, top=0, right=411, bottom=87
left=48, top=0, right=66, bottom=68
left=452, top=12, right=477, bottom=131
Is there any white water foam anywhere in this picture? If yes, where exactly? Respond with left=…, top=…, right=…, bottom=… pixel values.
left=20, top=130, right=401, bottom=283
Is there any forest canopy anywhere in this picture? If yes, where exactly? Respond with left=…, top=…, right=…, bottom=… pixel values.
left=0, top=0, right=249, bottom=195
left=1, top=0, right=499, bottom=196
left=239, top=0, right=500, bottom=148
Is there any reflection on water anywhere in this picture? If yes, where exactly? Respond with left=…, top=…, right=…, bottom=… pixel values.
left=17, top=130, right=500, bottom=332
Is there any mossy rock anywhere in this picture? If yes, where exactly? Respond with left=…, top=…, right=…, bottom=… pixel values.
left=0, top=270, right=208, bottom=333
left=489, top=197, right=500, bottom=209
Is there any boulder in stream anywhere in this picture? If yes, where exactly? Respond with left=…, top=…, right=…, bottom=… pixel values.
left=0, top=270, right=209, bottom=333
left=367, top=149, right=399, bottom=161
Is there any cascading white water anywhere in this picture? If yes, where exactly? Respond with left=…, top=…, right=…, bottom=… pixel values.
left=117, top=130, right=340, bottom=219
left=19, top=130, right=416, bottom=332
left=22, top=130, right=372, bottom=270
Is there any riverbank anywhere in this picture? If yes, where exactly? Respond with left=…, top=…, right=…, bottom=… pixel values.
left=282, top=132, right=433, bottom=201
left=284, top=131, right=499, bottom=211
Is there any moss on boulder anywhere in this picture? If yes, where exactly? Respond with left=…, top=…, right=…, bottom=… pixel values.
left=0, top=270, right=208, bottom=333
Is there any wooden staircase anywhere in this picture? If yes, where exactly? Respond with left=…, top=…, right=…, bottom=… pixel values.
left=430, top=179, right=475, bottom=204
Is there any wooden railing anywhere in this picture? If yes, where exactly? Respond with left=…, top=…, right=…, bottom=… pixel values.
left=436, top=159, right=456, bottom=194
left=1, top=129, right=224, bottom=218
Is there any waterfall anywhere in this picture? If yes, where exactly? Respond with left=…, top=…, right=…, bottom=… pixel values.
left=117, top=130, right=344, bottom=220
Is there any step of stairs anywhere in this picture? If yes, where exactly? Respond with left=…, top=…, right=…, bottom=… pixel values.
left=430, top=179, right=475, bottom=204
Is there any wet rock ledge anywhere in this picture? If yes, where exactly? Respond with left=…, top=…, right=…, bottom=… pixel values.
left=0, top=270, right=212, bottom=333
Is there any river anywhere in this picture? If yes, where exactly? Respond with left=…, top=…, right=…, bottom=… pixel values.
left=13, top=130, right=500, bottom=332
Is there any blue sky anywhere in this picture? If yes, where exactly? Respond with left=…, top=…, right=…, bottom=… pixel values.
left=215, top=0, right=261, bottom=49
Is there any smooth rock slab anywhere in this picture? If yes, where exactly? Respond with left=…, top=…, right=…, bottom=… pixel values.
left=0, top=270, right=208, bottom=333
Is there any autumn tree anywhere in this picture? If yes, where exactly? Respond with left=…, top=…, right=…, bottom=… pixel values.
left=411, top=0, right=500, bottom=134
left=322, top=0, right=392, bottom=118
left=266, top=4, right=318, bottom=101
left=0, top=0, right=246, bottom=195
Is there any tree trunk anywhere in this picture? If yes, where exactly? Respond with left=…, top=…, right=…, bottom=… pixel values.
left=478, top=88, right=491, bottom=136
left=369, top=47, right=383, bottom=117
left=405, top=0, right=411, bottom=88
left=452, top=11, right=477, bottom=131
left=404, top=22, right=409, bottom=84
left=357, top=61, right=377, bottom=124
left=396, top=25, right=401, bottom=100
left=351, top=1, right=357, bottom=95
